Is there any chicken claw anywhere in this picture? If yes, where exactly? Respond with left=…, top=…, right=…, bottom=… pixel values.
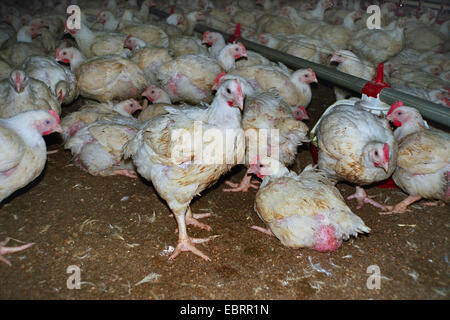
left=251, top=225, right=274, bottom=236
left=0, top=238, right=34, bottom=266
left=379, top=195, right=422, bottom=215
left=223, top=174, right=261, bottom=192
left=347, top=187, right=389, bottom=211
left=111, top=169, right=138, bottom=179
left=169, top=237, right=212, bottom=262
left=185, top=207, right=212, bottom=231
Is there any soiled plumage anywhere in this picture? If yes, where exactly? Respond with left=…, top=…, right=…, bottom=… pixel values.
left=252, top=158, right=370, bottom=251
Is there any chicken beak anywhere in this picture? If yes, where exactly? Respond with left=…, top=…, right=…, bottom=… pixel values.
left=382, top=162, right=389, bottom=173
left=54, top=124, right=63, bottom=134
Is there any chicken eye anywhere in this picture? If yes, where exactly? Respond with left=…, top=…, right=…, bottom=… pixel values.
left=62, top=52, right=66, bottom=55
left=374, top=151, right=378, bottom=156
left=305, top=74, right=308, bottom=77
left=397, top=111, right=402, bottom=115
left=45, top=120, right=51, bottom=125
left=226, top=88, right=231, bottom=94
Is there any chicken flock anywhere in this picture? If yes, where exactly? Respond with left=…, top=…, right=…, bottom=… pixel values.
left=0, top=0, right=448, bottom=265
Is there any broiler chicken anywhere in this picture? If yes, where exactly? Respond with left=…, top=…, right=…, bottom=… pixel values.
left=61, top=98, right=143, bottom=141
left=156, top=43, right=247, bottom=104
left=65, top=118, right=140, bottom=178
left=349, top=20, right=405, bottom=64
left=0, top=70, right=61, bottom=118
left=124, top=79, right=246, bottom=261
left=330, top=50, right=375, bottom=100
left=315, top=103, right=397, bottom=210
left=0, top=110, right=62, bottom=266
left=64, top=22, right=130, bottom=58
left=124, top=35, right=172, bottom=84
left=22, top=55, right=79, bottom=105
left=230, top=65, right=318, bottom=108
left=55, top=47, right=148, bottom=103
left=138, top=85, right=188, bottom=121
left=222, top=86, right=309, bottom=192
left=381, top=103, right=449, bottom=214
left=249, top=157, right=370, bottom=252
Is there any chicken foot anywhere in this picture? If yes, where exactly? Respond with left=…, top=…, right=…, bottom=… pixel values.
left=347, top=186, right=389, bottom=211
left=251, top=225, right=274, bottom=236
left=169, top=212, right=212, bottom=261
left=110, top=169, right=138, bottom=179
left=170, top=207, right=212, bottom=232
left=380, top=195, right=422, bottom=215
left=0, top=238, right=34, bottom=266
left=223, top=170, right=261, bottom=192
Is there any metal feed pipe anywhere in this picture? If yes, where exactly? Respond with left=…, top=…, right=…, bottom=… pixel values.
left=149, top=7, right=450, bottom=127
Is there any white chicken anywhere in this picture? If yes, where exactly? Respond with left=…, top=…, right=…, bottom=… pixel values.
left=330, top=50, right=375, bottom=100
left=230, top=65, right=318, bottom=108
left=156, top=43, right=247, bottom=104
left=315, top=103, right=397, bottom=211
left=61, top=99, right=143, bottom=141
left=222, top=87, right=309, bottom=192
left=0, top=110, right=62, bottom=266
left=382, top=103, right=449, bottom=214
left=22, top=55, right=79, bottom=105
left=124, top=79, right=246, bottom=261
left=249, top=157, right=370, bottom=252
left=0, top=70, right=61, bottom=118
left=55, top=47, right=148, bottom=103
left=349, top=20, right=405, bottom=64
left=65, top=118, right=140, bottom=178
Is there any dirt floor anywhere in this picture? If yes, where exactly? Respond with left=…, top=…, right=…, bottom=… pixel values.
left=0, top=82, right=448, bottom=300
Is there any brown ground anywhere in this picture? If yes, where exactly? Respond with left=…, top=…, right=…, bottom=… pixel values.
left=0, top=82, right=449, bottom=300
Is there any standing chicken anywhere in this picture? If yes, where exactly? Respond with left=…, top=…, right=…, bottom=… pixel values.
left=124, top=79, right=246, bottom=261
left=382, top=103, right=449, bottom=214
left=250, top=157, right=370, bottom=252
left=0, top=110, right=62, bottom=266
left=315, top=103, right=397, bottom=210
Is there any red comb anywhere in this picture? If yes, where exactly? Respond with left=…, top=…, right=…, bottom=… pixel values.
left=383, top=143, right=390, bottom=163
left=227, top=23, right=241, bottom=43
left=48, top=110, right=60, bottom=124
left=170, top=5, right=175, bottom=14
left=55, top=47, right=62, bottom=58
left=213, top=72, right=227, bottom=89
left=387, top=101, right=403, bottom=115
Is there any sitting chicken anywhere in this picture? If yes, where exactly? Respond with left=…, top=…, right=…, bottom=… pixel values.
left=138, top=85, right=181, bottom=121
left=315, top=103, right=397, bottom=210
left=221, top=85, right=309, bottom=192
left=121, top=24, right=169, bottom=48
left=349, top=20, right=404, bottom=64
left=250, top=157, right=370, bottom=252
left=382, top=103, right=449, bottom=214
left=65, top=118, right=140, bottom=178
left=64, top=22, right=130, bottom=58
left=330, top=50, right=375, bottom=100
left=124, top=35, right=172, bottom=84
left=55, top=47, right=148, bottom=103
left=124, top=79, right=246, bottom=261
left=0, top=70, right=61, bottom=118
left=230, top=65, right=318, bottom=108
left=0, top=110, right=62, bottom=266
left=61, top=99, right=143, bottom=141
left=22, top=55, right=79, bottom=105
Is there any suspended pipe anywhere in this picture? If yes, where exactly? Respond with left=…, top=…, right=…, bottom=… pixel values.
left=149, top=7, right=450, bottom=127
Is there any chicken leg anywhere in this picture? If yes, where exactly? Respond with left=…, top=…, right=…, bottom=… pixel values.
left=169, top=211, right=212, bottom=261
left=379, top=195, right=422, bottom=215
left=223, top=169, right=261, bottom=192
left=0, top=238, right=34, bottom=266
left=110, top=169, right=138, bottom=179
left=347, top=186, right=389, bottom=211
